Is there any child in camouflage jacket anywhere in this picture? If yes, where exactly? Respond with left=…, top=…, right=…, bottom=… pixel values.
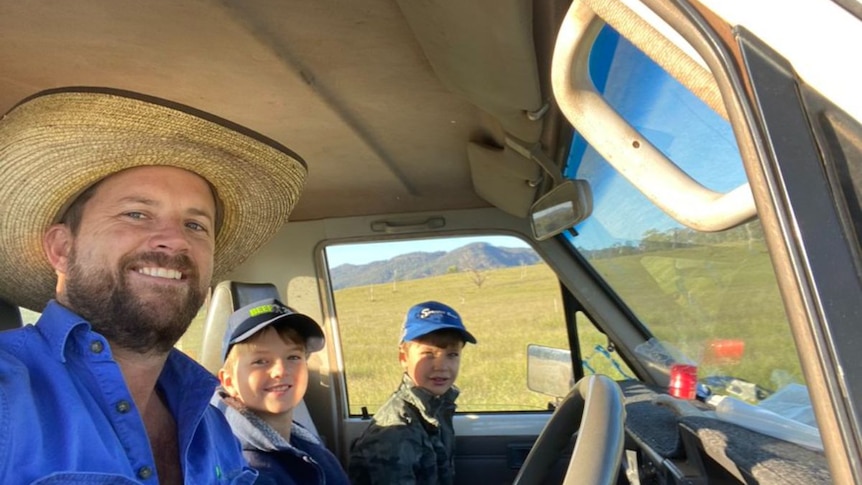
left=348, top=301, right=477, bottom=485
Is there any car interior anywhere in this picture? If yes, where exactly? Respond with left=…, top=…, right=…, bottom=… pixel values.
left=2, top=0, right=861, bottom=484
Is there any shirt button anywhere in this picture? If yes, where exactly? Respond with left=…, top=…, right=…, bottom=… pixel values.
left=115, top=400, right=131, bottom=413
left=137, top=466, right=153, bottom=480
left=90, top=340, right=104, bottom=354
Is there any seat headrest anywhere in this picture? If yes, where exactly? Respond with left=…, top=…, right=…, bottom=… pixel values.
left=199, top=280, right=281, bottom=373
left=229, top=282, right=280, bottom=309
left=0, top=298, right=22, bottom=331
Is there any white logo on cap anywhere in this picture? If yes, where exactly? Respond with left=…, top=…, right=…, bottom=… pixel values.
left=418, top=308, right=458, bottom=320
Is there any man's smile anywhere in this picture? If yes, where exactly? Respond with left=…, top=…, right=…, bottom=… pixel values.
left=136, top=266, right=183, bottom=280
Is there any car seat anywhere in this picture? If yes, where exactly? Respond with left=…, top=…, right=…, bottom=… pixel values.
left=0, top=298, right=22, bottom=331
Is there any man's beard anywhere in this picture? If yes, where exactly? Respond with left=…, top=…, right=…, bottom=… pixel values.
left=64, top=247, right=207, bottom=354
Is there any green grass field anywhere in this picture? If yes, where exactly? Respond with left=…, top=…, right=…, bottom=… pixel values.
left=335, top=263, right=574, bottom=413
left=336, top=243, right=803, bottom=414
left=592, top=244, right=802, bottom=391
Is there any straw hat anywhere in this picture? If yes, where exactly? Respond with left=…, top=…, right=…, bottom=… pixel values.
left=0, top=88, right=307, bottom=312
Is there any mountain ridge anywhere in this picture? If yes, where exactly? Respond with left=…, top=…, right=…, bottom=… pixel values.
left=329, top=242, right=540, bottom=290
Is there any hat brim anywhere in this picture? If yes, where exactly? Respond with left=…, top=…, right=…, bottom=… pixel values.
left=0, top=88, right=307, bottom=312
left=402, top=325, right=477, bottom=344
left=224, top=312, right=326, bottom=362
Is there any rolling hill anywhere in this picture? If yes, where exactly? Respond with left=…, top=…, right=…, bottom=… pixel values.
left=329, top=242, right=540, bottom=289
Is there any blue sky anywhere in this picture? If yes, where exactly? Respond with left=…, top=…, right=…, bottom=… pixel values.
left=324, top=235, right=531, bottom=268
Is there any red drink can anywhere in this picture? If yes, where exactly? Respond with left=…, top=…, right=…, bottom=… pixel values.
left=704, top=339, right=745, bottom=364
left=669, top=364, right=698, bottom=399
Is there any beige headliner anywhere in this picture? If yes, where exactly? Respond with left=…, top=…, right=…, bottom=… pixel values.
left=1, top=0, right=567, bottom=222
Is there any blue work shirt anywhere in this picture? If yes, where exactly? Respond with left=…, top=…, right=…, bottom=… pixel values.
left=0, top=300, right=257, bottom=484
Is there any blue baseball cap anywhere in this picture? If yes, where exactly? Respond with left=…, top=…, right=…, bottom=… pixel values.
left=400, top=301, right=476, bottom=344
left=221, top=298, right=325, bottom=362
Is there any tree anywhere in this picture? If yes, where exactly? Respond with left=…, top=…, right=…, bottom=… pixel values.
left=467, top=267, right=487, bottom=288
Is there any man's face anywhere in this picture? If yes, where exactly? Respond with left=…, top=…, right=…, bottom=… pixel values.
left=220, top=327, right=309, bottom=418
left=400, top=338, right=463, bottom=396
left=49, top=165, right=217, bottom=353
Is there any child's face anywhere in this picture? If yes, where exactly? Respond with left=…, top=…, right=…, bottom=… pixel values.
left=400, top=338, right=463, bottom=396
left=220, top=326, right=308, bottom=417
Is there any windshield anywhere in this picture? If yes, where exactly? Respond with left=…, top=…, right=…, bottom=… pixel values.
left=564, top=28, right=804, bottom=406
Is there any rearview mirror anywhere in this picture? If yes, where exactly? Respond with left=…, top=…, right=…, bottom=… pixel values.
left=529, top=179, right=592, bottom=240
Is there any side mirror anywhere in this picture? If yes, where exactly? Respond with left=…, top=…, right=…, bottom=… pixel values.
left=527, top=344, right=575, bottom=399
left=529, top=179, right=592, bottom=241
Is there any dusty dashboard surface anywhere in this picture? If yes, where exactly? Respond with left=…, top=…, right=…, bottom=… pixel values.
left=620, top=381, right=830, bottom=484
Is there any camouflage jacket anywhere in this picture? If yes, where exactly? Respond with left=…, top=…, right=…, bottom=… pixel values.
left=348, top=373, right=459, bottom=485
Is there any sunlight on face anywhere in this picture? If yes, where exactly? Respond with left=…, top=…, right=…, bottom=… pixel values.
left=58, top=166, right=217, bottom=353
left=400, top=340, right=462, bottom=396
left=223, top=327, right=309, bottom=416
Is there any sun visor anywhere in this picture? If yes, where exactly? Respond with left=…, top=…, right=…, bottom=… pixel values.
left=468, top=141, right=540, bottom=217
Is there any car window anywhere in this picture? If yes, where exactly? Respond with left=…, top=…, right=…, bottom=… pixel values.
left=20, top=308, right=40, bottom=325
left=325, top=235, right=580, bottom=415
left=577, top=311, right=633, bottom=381
left=567, top=27, right=804, bottom=403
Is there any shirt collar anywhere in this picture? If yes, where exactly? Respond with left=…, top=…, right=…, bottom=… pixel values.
left=161, top=348, right=220, bottom=403
left=36, top=300, right=220, bottom=399
left=36, top=300, right=92, bottom=363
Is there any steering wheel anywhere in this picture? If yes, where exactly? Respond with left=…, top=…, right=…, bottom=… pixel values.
left=513, top=374, right=626, bottom=485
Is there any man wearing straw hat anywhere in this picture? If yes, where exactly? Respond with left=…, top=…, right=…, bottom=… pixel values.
left=0, top=88, right=307, bottom=484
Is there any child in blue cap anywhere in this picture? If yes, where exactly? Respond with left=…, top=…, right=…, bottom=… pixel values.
left=211, top=298, right=349, bottom=485
left=348, top=301, right=477, bottom=485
